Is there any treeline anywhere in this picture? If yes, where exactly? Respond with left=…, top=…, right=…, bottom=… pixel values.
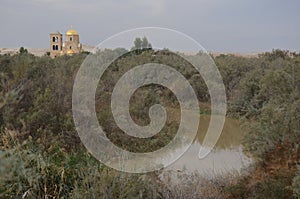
left=218, top=50, right=300, bottom=198
left=0, top=48, right=299, bottom=198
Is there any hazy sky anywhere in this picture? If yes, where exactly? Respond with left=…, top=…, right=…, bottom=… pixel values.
left=1, top=0, right=299, bottom=52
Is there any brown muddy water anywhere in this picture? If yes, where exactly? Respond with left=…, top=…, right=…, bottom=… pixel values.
left=164, top=115, right=252, bottom=176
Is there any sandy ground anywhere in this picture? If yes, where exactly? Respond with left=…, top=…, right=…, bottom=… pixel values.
left=0, top=44, right=95, bottom=56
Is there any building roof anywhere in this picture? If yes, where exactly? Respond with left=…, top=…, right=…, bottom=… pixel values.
left=50, top=31, right=62, bottom=35
left=66, top=29, right=79, bottom=36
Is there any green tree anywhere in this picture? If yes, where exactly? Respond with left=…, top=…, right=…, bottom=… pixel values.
left=19, top=47, right=28, bottom=54
left=132, top=37, right=152, bottom=50
left=293, top=166, right=300, bottom=198
left=141, top=36, right=152, bottom=49
left=133, top=37, right=142, bottom=49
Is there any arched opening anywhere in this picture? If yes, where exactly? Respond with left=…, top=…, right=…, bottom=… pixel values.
left=52, top=45, right=56, bottom=50
left=52, top=37, right=59, bottom=42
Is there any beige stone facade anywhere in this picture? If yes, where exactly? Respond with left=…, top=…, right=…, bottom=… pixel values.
left=50, top=28, right=82, bottom=58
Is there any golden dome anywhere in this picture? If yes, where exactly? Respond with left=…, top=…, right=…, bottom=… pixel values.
left=66, top=29, right=78, bottom=36
left=67, top=49, right=74, bottom=54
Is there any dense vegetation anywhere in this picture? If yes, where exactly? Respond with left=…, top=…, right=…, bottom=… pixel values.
left=0, top=47, right=299, bottom=198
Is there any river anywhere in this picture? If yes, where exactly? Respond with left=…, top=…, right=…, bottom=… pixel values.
left=164, top=115, right=252, bottom=176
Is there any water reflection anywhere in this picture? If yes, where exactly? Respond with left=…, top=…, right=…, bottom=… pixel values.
left=195, top=115, right=243, bottom=149
left=165, top=116, right=252, bottom=176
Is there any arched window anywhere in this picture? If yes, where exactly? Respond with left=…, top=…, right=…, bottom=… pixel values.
left=70, top=37, right=73, bottom=41
left=52, top=45, right=56, bottom=50
left=70, top=46, right=72, bottom=49
left=55, top=45, right=59, bottom=50
left=52, top=37, right=59, bottom=42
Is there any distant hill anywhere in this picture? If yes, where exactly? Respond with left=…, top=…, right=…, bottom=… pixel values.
left=0, top=46, right=267, bottom=58
left=0, top=48, right=48, bottom=56
left=0, top=44, right=95, bottom=56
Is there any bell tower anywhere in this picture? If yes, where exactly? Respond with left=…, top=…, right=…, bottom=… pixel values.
left=50, top=32, right=63, bottom=58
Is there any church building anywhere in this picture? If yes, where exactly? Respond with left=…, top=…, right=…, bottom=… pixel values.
left=50, top=27, right=82, bottom=58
